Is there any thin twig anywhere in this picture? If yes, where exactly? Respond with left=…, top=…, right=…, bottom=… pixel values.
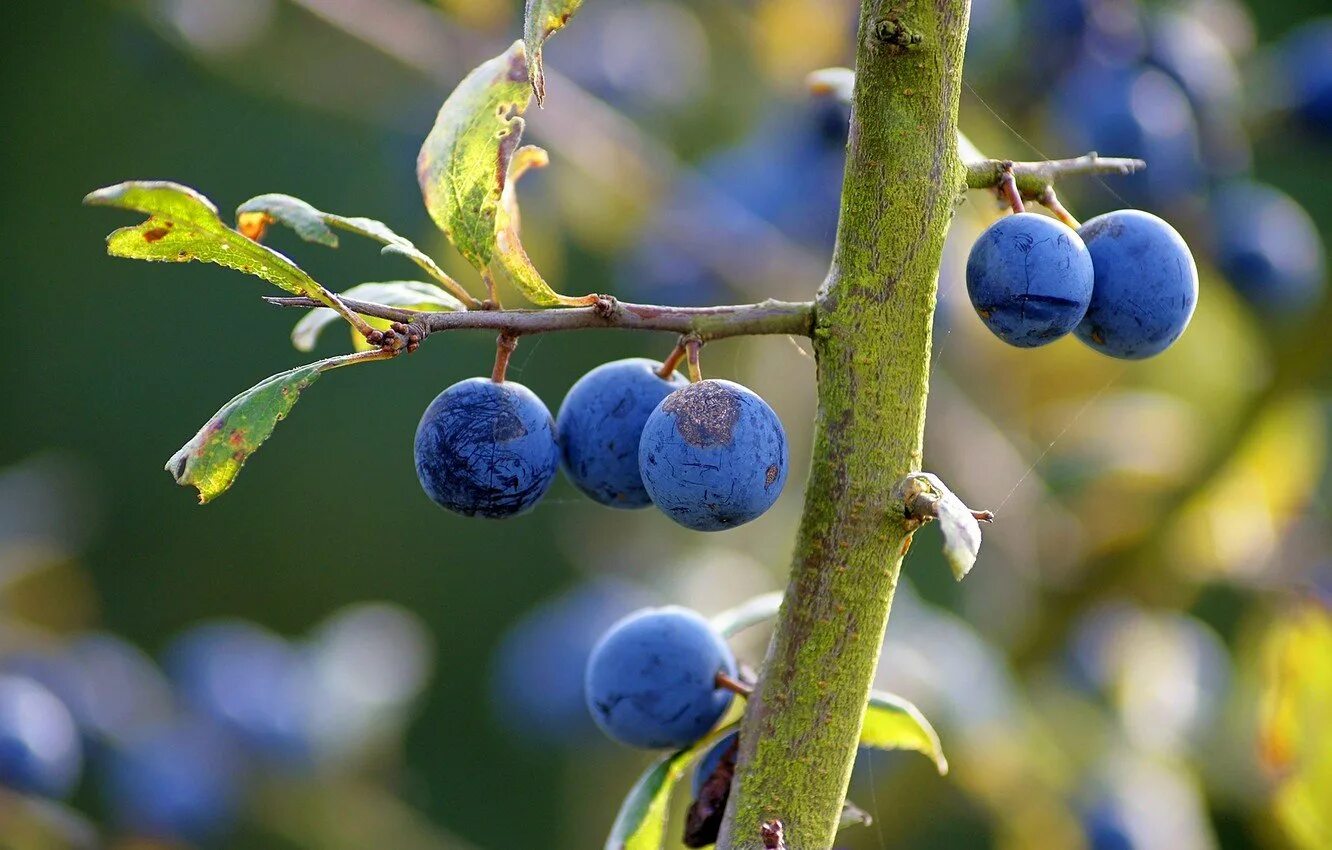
left=966, top=153, right=1145, bottom=197
left=266, top=295, right=817, bottom=341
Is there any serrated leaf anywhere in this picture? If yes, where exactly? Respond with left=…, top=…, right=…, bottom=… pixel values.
left=85, top=182, right=336, bottom=305
left=493, top=145, right=597, bottom=307
left=292, top=281, right=464, bottom=353
left=710, top=591, right=785, bottom=639
left=417, top=41, right=532, bottom=275
left=606, top=724, right=737, bottom=850
left=165, top=352, right=381, bottom=504
left=860, top=690, right=948, bottom=775
left=235, top=194, right=472, bottom=303
left=894, top=472, right=988, bottom=581
left=523, top=0, right=585, bottom=103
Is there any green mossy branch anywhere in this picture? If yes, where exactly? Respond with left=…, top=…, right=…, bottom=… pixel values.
left=717, top=2, right=972, bottom=847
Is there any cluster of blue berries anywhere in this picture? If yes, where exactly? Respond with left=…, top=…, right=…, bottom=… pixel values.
left=0, top=604, right=429, bottom=844
left=966, top=207, right=1199, bottom=359
left=414, top=360, right=789, bottom=529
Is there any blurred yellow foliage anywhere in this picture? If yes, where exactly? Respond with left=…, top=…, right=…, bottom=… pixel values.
left=1169, top=395, right=1326, bottom=578
left=1258, top=603, right=1332, bottom=850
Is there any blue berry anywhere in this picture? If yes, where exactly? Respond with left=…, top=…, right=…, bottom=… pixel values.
left=1051, top=59, right=1205, bottom=210
left=102, top=720, right=241, bottom=843
left=0, top=674, right=82, bottom=798
left=1210, top=181, right=1326, bottom=315
left=1280, top=18, right=1332, bottom=136
left=585, top=606, right=736, bottom=749
left=414, top=378, right=559, bottom=519
left=164, top=621, right=313, bottom=763
left=639, top=380, right=788, bottom=531
left=965, top=212, right=1094, bottom=347
left=556, top=359, right=688, bottom=508
left=691, top=730, right=738, bottom=798
left=490, top=579, right=652, bottom=745
left=1075, top=210, right=1198, bottom=359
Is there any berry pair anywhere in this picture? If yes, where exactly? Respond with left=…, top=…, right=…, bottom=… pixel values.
left=966, top=209, right=1198, bottom=359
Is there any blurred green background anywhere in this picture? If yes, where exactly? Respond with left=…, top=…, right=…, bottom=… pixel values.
left=2, top=0, right=1329, bottom=848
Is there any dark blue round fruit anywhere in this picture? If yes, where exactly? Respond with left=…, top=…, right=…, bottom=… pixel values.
left=691, top=730, right=738, bottom=798
left=1280, top=18, right=1332, bottom=136
left=1051, top=58, right=1205, bottom=210
left=638, top=380, right=788, bottom=531
left=556, top=359, right=688, bottom=508
left=0, top=674, right=82, bottom=798
left=102, top=720, right=241, bottom=843
left=490, top=578, right=652, bottom=746
left=584, top=606, right=736, bottom=749
left=1209, top=181, right=1326, bottom=315
left=414, top=378, right=560, bottom=519
left=164, top=621, right=313, bottom=763
left=965, top=212, right=1094, bottom=347
left=1075, top=210, right=1198, bottom=359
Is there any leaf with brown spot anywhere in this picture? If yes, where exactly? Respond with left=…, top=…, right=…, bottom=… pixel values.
left=522, top=0, right=585, bottom=103
left=493, top=145, right=597, bottom=307
left=417, top=42, right=533, bottom=275
left=165, top=352, right=380, bottom=503
left=84, top=182, right=339, bottom=307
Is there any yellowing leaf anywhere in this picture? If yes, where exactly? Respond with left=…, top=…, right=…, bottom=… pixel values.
left=522, top=0, right=585, bottom=103
left=292, top=281, right=465, bottom=353
left=417, top=42, right=533, bottom=275
left=166, top=351, right=384, bottom=503
left=85, top=182, right=337, bottom=306
left=1258, top=604, right=1332, bottom=850
left=494, top=145, right=597, bottom=307
left=235, top=193, right=474, bottom=304
left=606, top=725, right=737, bottom=850
left=860, top=690, right=948, bottom=775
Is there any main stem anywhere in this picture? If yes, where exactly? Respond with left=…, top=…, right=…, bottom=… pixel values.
left=719, top=1, right=969, bottom=847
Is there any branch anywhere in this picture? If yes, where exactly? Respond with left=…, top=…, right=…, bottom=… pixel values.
left=265, top=295, right=816, bottom=340
left=965, top=154, right=1145, bottom=197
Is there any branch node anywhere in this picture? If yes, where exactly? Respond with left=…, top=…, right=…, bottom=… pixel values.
left=760, top=820, right=786, bottom=850
left=871, top=18, right=922, bottom=52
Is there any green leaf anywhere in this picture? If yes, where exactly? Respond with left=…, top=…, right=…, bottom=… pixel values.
left=606, top=725, right=737, bottom=850
left=235, top=194, right=473, bottom=304
left=165, top=351, right=383, bottom=504
left=417, top=41, right=533, bottom=275
left=523, top=0, right=585, bottom=103
left=85, top=181, right=336, bottom=304
left=493, top=145, right=597, bottom=307
left=292, top=281, right=464, bottom=353
left=710, top=591, right=785, bottom=639
left=860, top=690, right=948, bottom=775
